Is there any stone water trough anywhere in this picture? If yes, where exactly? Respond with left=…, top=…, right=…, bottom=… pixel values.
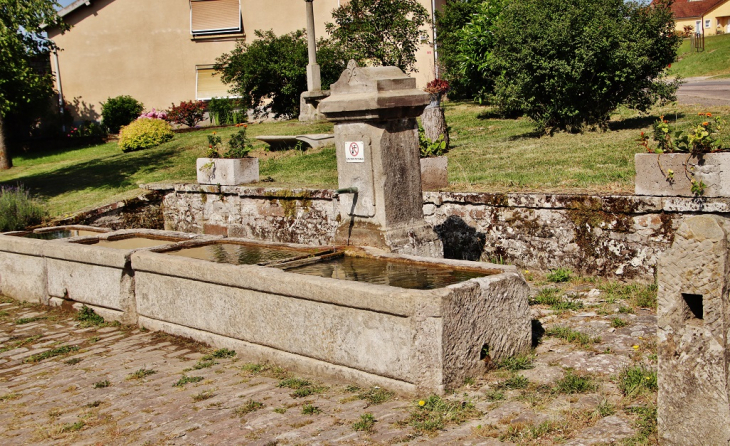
left=0, top=226, right=530, bottom=393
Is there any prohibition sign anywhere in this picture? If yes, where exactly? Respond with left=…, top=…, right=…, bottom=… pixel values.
left=349, top=142, right=360, bottom=157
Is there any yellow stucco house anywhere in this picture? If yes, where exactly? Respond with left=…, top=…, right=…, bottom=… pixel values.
left=47, top=0, right=444, bottom=122
left=671, top=0, right=730, bottom=36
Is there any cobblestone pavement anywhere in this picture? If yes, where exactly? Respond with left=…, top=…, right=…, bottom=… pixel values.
left=0, top=279, right=658, bottom=445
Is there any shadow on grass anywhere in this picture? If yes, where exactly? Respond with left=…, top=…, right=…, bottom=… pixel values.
left=0, top=146, right=181, bottom=202
left=10, top=138, right=112, bottom=163
left=607, top=113, right=686, bottom=131
left=476, top=108, right=523, bottom=121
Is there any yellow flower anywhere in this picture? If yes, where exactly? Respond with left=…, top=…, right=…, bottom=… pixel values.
left=632, top=345, right=639, bottom=350
left=646, top=376, right=652, bottom=380
left=419, top=400, right=426, bottom=406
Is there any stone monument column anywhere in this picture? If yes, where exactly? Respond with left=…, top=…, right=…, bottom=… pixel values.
left=299, top=0, right=329, bottom=122
left=318, top=61, right=443, bottom=258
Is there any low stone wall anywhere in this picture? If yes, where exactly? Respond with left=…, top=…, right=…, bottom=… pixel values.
left=151, top=183, right=730, bottom=280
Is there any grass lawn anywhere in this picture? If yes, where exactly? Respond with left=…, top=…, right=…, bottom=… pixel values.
left=670, top=33, right=730, bottom=78
left=2, top=102, right=730, bottom=218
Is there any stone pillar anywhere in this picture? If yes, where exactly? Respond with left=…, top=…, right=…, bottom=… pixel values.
left=318, top=61, right=443, bottom=257
left=657, top=215, right=730, bottom=444
left=299, top=0, right=329, bottom=122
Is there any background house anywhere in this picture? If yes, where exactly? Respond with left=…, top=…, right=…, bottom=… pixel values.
left=670, top=0, right=730, bottom=36
left=47, top=0, right=443, bottom=123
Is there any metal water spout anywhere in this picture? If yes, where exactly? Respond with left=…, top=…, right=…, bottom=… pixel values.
left=335, top=187, right=358, bottom=194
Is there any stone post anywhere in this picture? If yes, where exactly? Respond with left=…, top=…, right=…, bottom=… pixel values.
left=318, top=61, right=443, bottom=257
left=304, top=0, right=321, bottom=92
left=657, top=215, right=730, bottom=444
left=299, top=0, right=329, bottom=122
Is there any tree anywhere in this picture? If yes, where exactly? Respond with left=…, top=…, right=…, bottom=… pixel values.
left=325, top=0, right=429, bottom=73
left=435, top=0, right=489, bottom=100
left=490, top=0, right=681, bottom=133
left=0, top=0, right=68, bottom=169
left=215, top=30, right=346, bottom=118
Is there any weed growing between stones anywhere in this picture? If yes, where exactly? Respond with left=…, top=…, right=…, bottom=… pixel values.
left=624, top=404, right=658, bottom=444
left=85, top=401, right=102, bottom=408
left=546, top=268, right=573, bottom=283
left=611, top=317, right=628, bottom=328
left=192, top=390, right=216, bottom=402
left=599, top=282, right=657, bottom=311
left=273, top=407, right=287, bottom=414
left=553, top=371, right=596, bottom=394
left=15, top=316, right=47, bottom=325
left=619, top=365, right=657, bottom=397
left=545, top=326, right=600, bottom=347
left=127, top=368, right=156, bottom=380
left=174, top=374, right=204, bottom=387
left=0, top=334, right=41, bottom=353
left=499, top=374, right=529, bottom=390
left=302, top=404, right=321, bottom=415
left=500, top=420, right=564, bottom=443
left=239, top=362, right=289, bottom=379
left=76, top=305, right=105, bottom=327
left=352, top=413, right=376, bottom=432
left=64, top=357, right=83, bottom=365
left=60, top=421, right=85, bottom=433
left=530, top=288, right=562, bottom=305
left=357, top=387, right=395, bottom=406
left=0, top=392, right=21, bottom=402
left=234, top=400, right=264, bottom=416
left=278, top=377, right=310, bottom=389
left=25, top=345, right=80, bottom=363
left=93, top=380, right=110, bottom=389
left=497, top=352, right=535, bottom=372
left=484, top=389, right=505, bottom=401
left=204, top=348, right=236, bottom=359
left=404, top=395, right=480, bottom=434
left=192, top=359, right=216, bottom=370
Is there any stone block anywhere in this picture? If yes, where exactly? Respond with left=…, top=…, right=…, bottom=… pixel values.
left=635, top=153, right=730, bottom=197
left=0, top=235, right=47, bottom=303
left=420, top=156, right=448, bottom=190
left=197, top=158, right=259, bottom=186
left=657, top=215, right=730, bottom=443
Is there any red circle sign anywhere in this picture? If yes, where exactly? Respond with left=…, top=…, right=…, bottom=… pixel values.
left=349, top=142, right=360, bottom=157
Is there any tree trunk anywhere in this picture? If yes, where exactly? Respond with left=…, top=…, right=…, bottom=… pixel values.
left=0, top=114, right=12, bottom=170
left=421, top=102, right=449, bottom=149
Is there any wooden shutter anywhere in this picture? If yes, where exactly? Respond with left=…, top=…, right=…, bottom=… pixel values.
left=196, top=67, right=232, bottom=100
left=190, top=0, right=241, bottom=35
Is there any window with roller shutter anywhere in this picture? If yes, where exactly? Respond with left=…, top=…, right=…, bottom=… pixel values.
left=196, top=66, right=237, bottom=100
left=190, top=0, right=242, bottom=36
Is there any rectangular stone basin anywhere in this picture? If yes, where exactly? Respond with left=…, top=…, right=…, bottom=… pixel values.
left=0, top=226, right=110, bottom=303
left=280, top=252, right=489, bottom=290
left=131, top=246, right=531, bottom=393
left=160, top=240, right=327, bottom=266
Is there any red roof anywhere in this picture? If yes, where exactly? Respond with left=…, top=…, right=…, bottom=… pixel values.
left=669, top=0, right=729, bottom=19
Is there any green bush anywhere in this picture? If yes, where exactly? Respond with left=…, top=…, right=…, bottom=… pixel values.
left=490, top=0, right=681, bottom=132
left=101, top=95, right=144, bottom=134
left=0, top=185, right=46, bottom=231
left=208, top=97, right=245, bottom=125
left=216, top=30, right=346, bottom=118
left=436, top=0, right=505, bottom=102
left=118, top=119, right=174, bottom=152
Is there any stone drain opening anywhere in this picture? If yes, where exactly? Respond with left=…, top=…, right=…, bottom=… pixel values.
left=682, top=293, right=703, bottom=321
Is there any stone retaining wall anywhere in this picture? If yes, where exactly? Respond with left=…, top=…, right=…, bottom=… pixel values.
left=148, top=183, right=730, bottom=280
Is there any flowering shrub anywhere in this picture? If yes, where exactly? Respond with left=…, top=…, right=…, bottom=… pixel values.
left=424, top=79, right=450, bottom=96
left=166, top=100, right=206, bottom=128
left=638, top=113, right=726, bottom=155
left=138, top=108, right=167, bottom=121
left=118, top=119, right=174, bottom=152
left=204, top=124, right=253, bottom=158
left=224, top=124, right=254, bottom=158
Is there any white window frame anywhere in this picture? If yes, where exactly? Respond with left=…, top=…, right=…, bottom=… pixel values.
left=190, top=0, right=242, bottom=36
left=705, top=19, right=712, bottom=29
